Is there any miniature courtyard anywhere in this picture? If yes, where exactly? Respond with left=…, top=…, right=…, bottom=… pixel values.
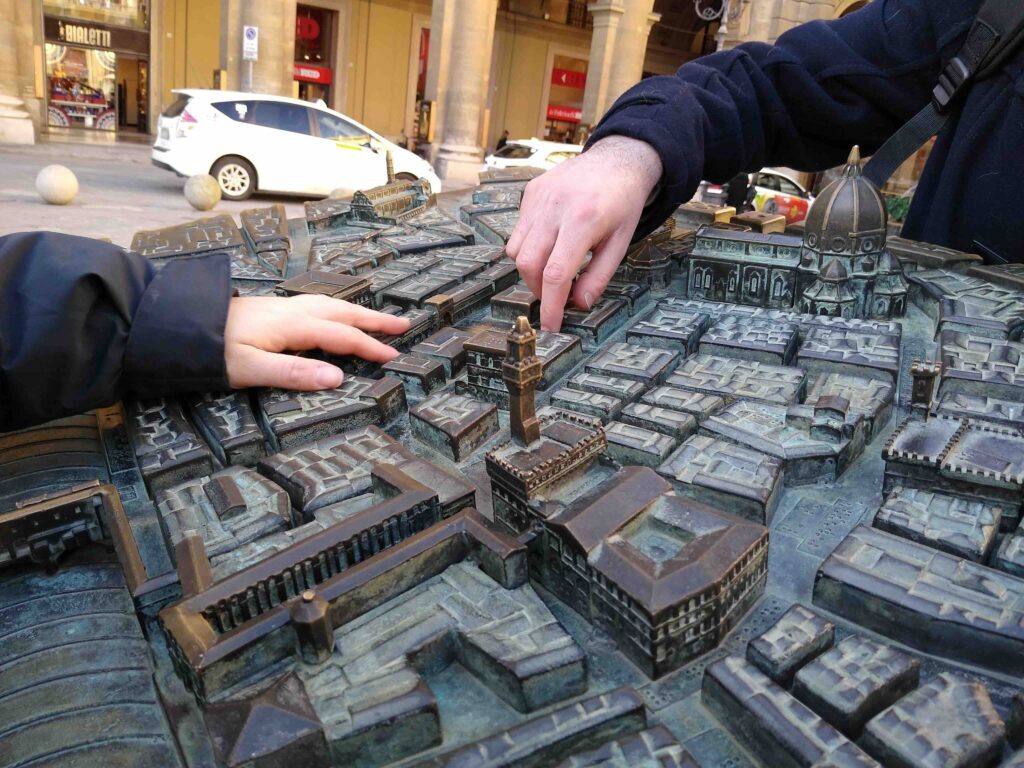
left=2, top=157, right=1024, bottom=768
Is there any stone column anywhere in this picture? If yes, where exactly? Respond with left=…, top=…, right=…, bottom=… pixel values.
left=581, top=1, right=623, bottom=126
left=425, top=0, right=455, bottom=156
left=0, top=0, right=35, bottom=144
left=220, top=0, right=296, bottom=95
left=581, top=0, right=658, bottom=127
left=434, top=0, right=499, bottom=184
left=606, top=0, right=659, bottom=107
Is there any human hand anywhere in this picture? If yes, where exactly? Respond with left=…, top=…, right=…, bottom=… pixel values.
left=224, top=295, right=410, bottom=390
left=505, top=135, right=663, bottom=331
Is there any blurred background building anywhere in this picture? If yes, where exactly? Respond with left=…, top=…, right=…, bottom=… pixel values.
left=2, top=0, right=920, bottom=187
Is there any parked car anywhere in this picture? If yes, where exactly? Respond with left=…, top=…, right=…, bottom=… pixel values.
left=152, top=89, right=441, bottom=200
left=696, top=168, right=814, bottom=224
left=749, top=168, right=814, bottom=223
left=484, top=138, right=581, bottom=172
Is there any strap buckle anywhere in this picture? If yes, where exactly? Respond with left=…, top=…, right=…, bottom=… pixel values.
left=932, top=56, right=972, bottom=113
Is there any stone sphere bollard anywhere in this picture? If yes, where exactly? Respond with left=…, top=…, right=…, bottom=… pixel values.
left=35, top=164, right=79, bottom=205
left=184, top=174, right=221, bottom=211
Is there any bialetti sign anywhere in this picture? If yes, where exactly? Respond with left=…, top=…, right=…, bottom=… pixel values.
left=58, top=21, right=111, bottom=48
left=44, top=16, right=149, bottom=55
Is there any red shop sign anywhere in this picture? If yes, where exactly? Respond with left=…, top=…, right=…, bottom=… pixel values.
left=551, top=68, right=587, bottom=89
left=546, top=104, right=582, bottom=122
left=296, top=16, right=321, bottom=40
left=293, top=63, right=333, bottom=84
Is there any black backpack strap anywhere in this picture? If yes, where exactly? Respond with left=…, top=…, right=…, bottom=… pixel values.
left=864, top=0, right=1024, bottom=187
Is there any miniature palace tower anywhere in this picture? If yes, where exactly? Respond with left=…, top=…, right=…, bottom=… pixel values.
left=504, top=316, right=542, bottom=445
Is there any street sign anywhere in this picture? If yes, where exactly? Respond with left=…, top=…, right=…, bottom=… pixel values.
left=242, top=25, right=258, bottom=61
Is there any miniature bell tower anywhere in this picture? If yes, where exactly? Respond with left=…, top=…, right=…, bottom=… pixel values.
left=503, top=316, right=542, bottom=446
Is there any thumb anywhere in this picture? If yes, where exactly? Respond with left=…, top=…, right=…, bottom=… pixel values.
left=228, top=345, right=344, bottom=390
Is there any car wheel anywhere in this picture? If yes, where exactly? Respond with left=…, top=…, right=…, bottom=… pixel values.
left=211, top=156, right=256, bottom=200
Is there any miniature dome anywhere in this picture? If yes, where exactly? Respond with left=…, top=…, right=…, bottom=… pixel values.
left=802, top=147, right=888, bottom=258
left=876, top=250, right=903, bottom=274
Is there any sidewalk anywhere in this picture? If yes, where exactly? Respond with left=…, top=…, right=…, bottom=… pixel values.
left=0, top=137, right=477, bottom=247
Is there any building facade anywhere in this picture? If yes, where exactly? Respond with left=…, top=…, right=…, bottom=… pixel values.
left=1, top=1, right=900, bottom=188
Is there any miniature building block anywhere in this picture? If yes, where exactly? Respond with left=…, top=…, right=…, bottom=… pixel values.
left=732, top=210, right=787, bottom=233
left=603, top=279, right=653, bottom=315
left=559, top=726, right=700, bottom=768
left=257, top=376, right=407, bottom=449
left=417, top=687, right=646, bottom=768
left=699, top=317, right=800, bottom=365
left=746, top=604, right=835, bottom=686
left=640, top=387, right=725, bottom=423
left=797, top=328, right=902, bottom=386
left=619, top=403, right=699, bottom=441
left=940, top=332, right=1024, bottom=402
left=550, top=388, right=623, bottom=423
left=411, top=327, right=472, bottom=377
left=478, top=259, right=520, bottom=292
left=626, top=307, right=711, bottom=353
left=410, top=392, right=499, bottom=462
left=486, top=408, right=606, bottom=535
left=804, top=373, right=893, bottom=440
left=126, top=398, right=214, bottom=492
left=540, top=468, right=768, bottom=677
left=702, top=400, right=864, bottom=486
left=994, top=529, right=1024, bottom=577
left=702, top=656, right=881, bottom=768
left=814, top=525, right=1024, bottom=676
left=792, top=635, right=920, bottom=737
left=861, top=673, right=1004, bottom=768
left=491, top=283, right=539, bottom=323
left=605, top=421, right=679, bottom=468
left=564, top=372, right=646, bottom=403
left=156, top=467, right=292, bottom=561
left=873, top=487, right=1001, bottom=562
left=205, top=674, right=330, bottom=768
left=187, top=391, right=266, bottom=466
left=381, top=353, right=447, bottom=398
left=277, top=271, right=372, bottom=305
left=667, top=354, right=806, bottom=406
left=658, top=435, right=785, bottom=524
left=585, top=343, right=680, bottom=385
left=883, top=415, right=1024, bottom=518
left=381, top=272, right=460, bottom=310
left=561, top=298, right=630, bottom=348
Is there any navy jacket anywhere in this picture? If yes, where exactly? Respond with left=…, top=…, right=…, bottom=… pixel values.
left=590, top=0, right=1023, bottom=262
left=0, top=232, right=230, bottom=431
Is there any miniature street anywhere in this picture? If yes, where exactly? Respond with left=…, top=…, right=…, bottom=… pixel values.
left=3, top=155, right=1024, bottom=768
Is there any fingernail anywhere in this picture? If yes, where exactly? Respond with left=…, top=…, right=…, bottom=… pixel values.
left=583, top=291, right=594, bottom=309
left=315, top=366, right=343, bottom=389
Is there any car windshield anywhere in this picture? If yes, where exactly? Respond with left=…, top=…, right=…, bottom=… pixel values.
left=495, top=144, right=535, bottom=159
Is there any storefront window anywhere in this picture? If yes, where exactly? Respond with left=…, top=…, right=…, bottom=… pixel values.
left=43, top=0, right=148, bottom=30
left=546, top=55, right=586, bottom=143
left=294, top=5, right=335, bottom=104
left=45, top=44, right=117, bottom=131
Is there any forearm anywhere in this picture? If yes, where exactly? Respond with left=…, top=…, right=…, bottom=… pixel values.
left=0, top=232, right=230, bottom=431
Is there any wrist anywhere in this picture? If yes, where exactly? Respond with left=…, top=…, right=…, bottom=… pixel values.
left=587, top=135, right=663, bottom=193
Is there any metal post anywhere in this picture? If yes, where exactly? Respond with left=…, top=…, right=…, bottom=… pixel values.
left=715, top=0, right=731, bottom=51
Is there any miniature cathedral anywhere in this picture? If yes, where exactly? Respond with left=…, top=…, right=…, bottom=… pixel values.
left=798, top=146, right=909, bottom=319
left=685, top=146, right=908, bottom=320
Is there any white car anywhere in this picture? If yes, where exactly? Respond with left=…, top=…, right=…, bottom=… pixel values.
left=152, top=89, right=441, bottom=200
left=484, top=139, right=581, bottom=172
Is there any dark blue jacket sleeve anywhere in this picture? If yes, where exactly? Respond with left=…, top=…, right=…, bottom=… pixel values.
left=588, top=0, right=979, bottom=237
left=0, top=232, right=231, bottom=431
